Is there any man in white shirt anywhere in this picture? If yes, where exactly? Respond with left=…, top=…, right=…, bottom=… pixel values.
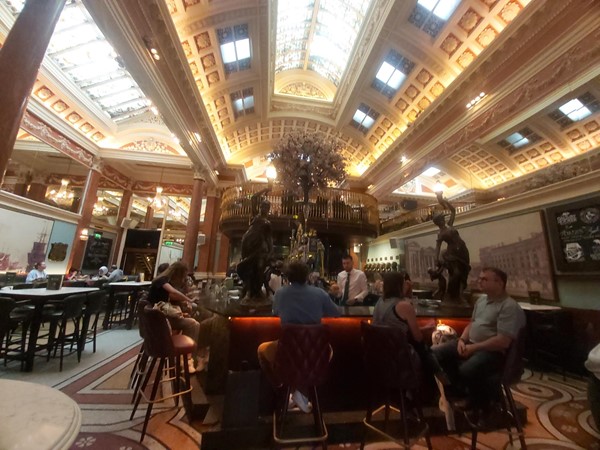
left=336, top=255, right=368, bottom=305
left=26, top=261, right=47, bottom=283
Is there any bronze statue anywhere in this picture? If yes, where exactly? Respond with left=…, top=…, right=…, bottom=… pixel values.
left=237, top=188, right=273, bottom=307
left=433, top=192, right=471, bottom=304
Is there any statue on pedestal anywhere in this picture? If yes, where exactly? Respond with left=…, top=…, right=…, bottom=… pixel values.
left=237, top=188, right=273, bottom=308
left=432, top=192, right=471, bottom=305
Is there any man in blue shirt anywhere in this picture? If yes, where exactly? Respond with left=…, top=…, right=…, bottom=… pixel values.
left=258, top=260, right=340, bottom=412
left=26, top=261, right=47, bottom=283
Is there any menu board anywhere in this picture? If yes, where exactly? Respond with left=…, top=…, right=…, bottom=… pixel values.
left=82, top=236, right=113, bottom=271
left=545, top=197, right=600, bottom=273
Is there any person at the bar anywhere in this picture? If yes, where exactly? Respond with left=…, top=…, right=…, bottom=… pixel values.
left=26, top=261, right=47, bottom=283
left=372, top=271, right=442, bottom=397
left=336, top=254, right=368, bottom=305
left=433, top=267, right=525, bottom=424
left=257, top=260, right=340, bottom=413
left=148, top=261, right=202, bottom=373
left=107, top=264, right=124, bottom=282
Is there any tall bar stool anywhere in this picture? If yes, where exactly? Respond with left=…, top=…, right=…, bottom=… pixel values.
left=130, top=307, right=196, bottom=442
left=273, top=323, right=331, bottom=449
left=360, top=321, right=432, bottom=450
left=80, top=291, right=106, bottom=354
left=129, top=299, right=150, bottom=402
left=462, top=327, right=528, bottom=450
left=46, top=294, right=86, bottom=371
left=0, top=297, right=34, bottom=369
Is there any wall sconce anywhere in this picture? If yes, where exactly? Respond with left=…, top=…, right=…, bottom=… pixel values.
left=80, top=228, right=89, bottom=241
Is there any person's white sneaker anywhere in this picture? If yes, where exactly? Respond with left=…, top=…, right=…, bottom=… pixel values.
left=187, top=358, right=197, bottom=374
left=291, top=390, right=312, bottom=413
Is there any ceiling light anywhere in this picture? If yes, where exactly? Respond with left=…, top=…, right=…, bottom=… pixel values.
left=266, top=165, right=277, bottom=180
left=434, top=181, right=444, bottom=192
left=47, top=178, right=75, bottom=206
left=466, top=91, right=486, bottom=109
left=152, top=186, right=165, bottom=209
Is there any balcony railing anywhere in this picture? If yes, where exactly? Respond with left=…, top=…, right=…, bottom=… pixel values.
left=220, top=183, right=379, bottom=234
left=380, top=202, right=476, bottom=234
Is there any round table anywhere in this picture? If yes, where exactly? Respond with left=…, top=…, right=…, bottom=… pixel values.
left=0, top=379, right=82, bottom=450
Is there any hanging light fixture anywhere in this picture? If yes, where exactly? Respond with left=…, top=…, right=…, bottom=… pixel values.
left=93, top=196, right=109, bottom=215
left=152, top=168, right=166, bottom=209
left=47, top=158, right=76, bottom=206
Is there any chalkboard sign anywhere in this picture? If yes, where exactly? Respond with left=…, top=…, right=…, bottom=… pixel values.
left=545, top=197, right=600, bottom=273
left=82, top=236, right=113, bottom=271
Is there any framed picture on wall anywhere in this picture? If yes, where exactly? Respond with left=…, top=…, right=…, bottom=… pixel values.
left=403, top=211, right=556, bottom=300
left=544, top=196, right=600, bottom=274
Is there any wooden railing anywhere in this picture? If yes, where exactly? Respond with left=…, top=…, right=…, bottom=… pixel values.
left=221, top=183, right=379, bottom=231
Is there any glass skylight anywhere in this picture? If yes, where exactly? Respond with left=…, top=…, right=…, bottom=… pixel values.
left=217, top=24, right=251, bottom=74
left=422, top=167, right=440, bottom=177
left=275, top=0, right=373, bottom=88
left=1, top=0, right=151, bottom=122
left=376, top=62, right=406, bottom=90
left=220, top=38, right=250, bottom=64
left=372, top=50, right=414, bottom=99
left=231, top=88, right=255, bottom=119
left=417, top=0, right=461, bottom=20
left=559, top=99, right=592, bottom=122
left=351, top=103, right=379, bottom=133
left=505, top=132, right=530, bottom=148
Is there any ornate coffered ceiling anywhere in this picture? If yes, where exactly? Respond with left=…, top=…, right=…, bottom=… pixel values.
left=2, top=0, right=599, bottom=207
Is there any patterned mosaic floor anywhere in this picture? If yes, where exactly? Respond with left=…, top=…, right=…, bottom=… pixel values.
left=2, top=329, right=598, bottom=449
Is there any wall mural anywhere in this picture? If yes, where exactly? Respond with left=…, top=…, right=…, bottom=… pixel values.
left=0, top=208, right=54, bottom=272
left=404, top=212, right=556, bottom=300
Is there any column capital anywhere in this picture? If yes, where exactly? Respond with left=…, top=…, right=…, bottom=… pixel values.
left=192, top=165, right=208, bottom=181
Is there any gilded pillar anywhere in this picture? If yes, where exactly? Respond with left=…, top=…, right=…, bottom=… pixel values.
left=0, top=0, right=66, bottom=183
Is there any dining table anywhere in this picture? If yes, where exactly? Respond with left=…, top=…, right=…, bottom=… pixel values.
left=1, top=286, right=99, bottom=371
left=0, top=379, right=82, bottom=449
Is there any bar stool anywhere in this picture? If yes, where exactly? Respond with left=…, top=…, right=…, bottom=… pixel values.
left=273, top=323, right=331, bottom=449
left=360, top=321, right=432, bottom=450
left=129, top=299, right=150, bottom=402
left=0, top=297, right=34, bottom=369
left=130, top=307, right=196, bottom=442
left=80, top=291, right=106, bottom=354
left=46, top=294, right=86, bottom=371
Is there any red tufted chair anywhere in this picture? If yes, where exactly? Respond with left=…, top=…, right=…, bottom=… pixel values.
left=130, top=307, right=196, bottom=442
left=273, top=323, right=331, bottom=449
left=360, top=321, right=432, bottom=450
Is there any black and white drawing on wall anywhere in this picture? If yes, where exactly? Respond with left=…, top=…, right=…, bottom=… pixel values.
left=545, top=197, right=600, bottom=273
left=404, top=212, right=555, bottom=300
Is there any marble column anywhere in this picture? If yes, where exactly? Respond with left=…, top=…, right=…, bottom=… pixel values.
left=197, top=194, right=217, bottom=275
left=68, top=169, right=101, bottom=270
left=111, top=189, right=133, bottom=266
left=182, top=173, right=206, bottom=271
left=0, top=0, right=66, bottom=183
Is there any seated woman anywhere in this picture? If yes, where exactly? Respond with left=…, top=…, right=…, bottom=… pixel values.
left=148, top=261, right=202, bottom=373
left=372, top=271, right=443, bottom=399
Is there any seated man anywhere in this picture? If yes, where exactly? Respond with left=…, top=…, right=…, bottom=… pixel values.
left=258, top=260, right=340, bottom=412
left=26, top=261, right=47, bottom=283
left=433, top=267, right=525, bottom=422
left=107, top=264, right=124, bottom=282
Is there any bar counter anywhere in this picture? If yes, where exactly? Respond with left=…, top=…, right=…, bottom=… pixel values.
left=201, top=298, right=472, bottom=411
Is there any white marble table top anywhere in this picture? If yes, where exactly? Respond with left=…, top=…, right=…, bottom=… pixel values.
left=1, top=286, right=99, bottom=297
left=0, top=379, right=81, bottom=450
left=518, top=302, right=562, bottom=311
left=109, top=281, right=151, bottom=287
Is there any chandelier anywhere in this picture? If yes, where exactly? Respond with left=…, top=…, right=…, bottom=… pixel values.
left=93, top=197, right=109, bottom=215
left=152, top=186, right=165, bottom=209
left=48, top=178, right=75, bottom=206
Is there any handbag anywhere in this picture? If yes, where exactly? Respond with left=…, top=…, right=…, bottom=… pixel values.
left=154, top=301, right=183, bottom=319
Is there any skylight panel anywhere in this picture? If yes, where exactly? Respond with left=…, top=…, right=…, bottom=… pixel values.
left=351, top=103, right=379, bottom=133
left=217, top=24, right=251, bottom=74
left=2, top=0, right=154, bottom=123
left=275, top=0, right=373, bottom=89
left=231, top=88, right=255, bottom=119
left=422, top=167, right=440, bottom=177
left=372, top=50, right=414, bottom=99
left=498, top=127, right=541, bottom=153
left=559, top=99, right=592, bottom=121
left=417, top=0, right=460, bottom=20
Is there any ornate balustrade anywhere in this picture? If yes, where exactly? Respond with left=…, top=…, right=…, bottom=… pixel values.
left=220, top=183, right=379, bottom=238
left=380, top=202, right=476, bottom=234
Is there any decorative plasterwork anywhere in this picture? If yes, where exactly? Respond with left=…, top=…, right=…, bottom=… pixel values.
left=131, top=180, right=193, bottom=196
left=279, top=82, right=328, bottom=100
left=121, top=139, right=179, bottom=155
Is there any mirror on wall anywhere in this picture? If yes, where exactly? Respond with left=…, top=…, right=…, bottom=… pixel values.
left=2, top=139, right=88, bottom=214
left=129, top=193, right=193, bottom=231
left=92, top=186, right=123, bottom=226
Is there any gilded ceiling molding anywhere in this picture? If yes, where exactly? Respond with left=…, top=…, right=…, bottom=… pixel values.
left=279, top=82, right=327, bottom=100
left=20, top=111, right=95, bottom=168
left=177, top=6, right=259, bottom=35
left=47, top=174, right=87, bottom=188
left=132, top=180, right=193, bottom=196
left=102, top=164, right=132, bottom=190
left=369, top=9, right=600, bottom=196
left=121, top=139, right=178, bottom=155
